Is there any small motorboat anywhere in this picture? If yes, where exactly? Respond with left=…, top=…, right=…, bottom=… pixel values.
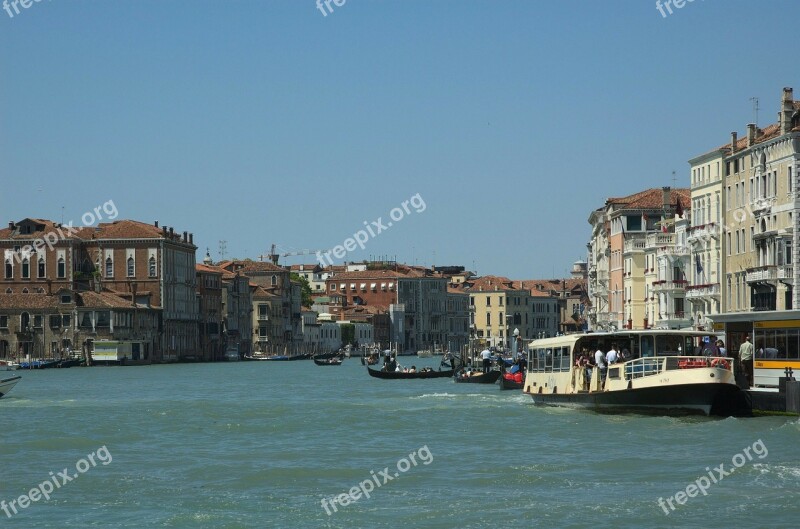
left=0, top=360, right=20, bottom=371
left=0, top=375, right=21, bottom=398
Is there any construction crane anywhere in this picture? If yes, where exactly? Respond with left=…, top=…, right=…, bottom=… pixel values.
left=258, top=244, right=320, bottom=265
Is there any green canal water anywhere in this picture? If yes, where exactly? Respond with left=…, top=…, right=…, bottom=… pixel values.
left=2, top=359, right=798, bottom=528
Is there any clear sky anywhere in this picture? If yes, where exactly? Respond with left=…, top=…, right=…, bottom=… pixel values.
left=1, top=0, right=796, bottom=279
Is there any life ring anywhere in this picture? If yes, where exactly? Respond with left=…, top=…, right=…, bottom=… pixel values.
left=710, top=358, right=730, bottom=370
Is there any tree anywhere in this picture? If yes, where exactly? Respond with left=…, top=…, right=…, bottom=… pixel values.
left=340, top=323, right=355, bottom=346
left=290, top=272, right=313, bottom=308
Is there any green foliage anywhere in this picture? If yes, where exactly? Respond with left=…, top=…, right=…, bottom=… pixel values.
left=340, top=323, right=355, bottom=345
left=290, top=272, right=313, bottom=307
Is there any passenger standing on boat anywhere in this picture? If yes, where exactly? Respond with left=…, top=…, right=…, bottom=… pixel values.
left=606, top=344, right=618, bottom=365
left=717, top=340, right=727, bottom=357
left=595, top=348, right=607, bottom=384
left=480, top=347, right=492, bottom=373
left=585, top=349, right=595, bottom=390
left=702, top=339, right=720, bottom=357
left=739, top=335, right=754, bottom=387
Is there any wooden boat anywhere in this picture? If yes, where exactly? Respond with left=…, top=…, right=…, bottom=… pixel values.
left=0, top=375, right=21, bottom=398
left=314, top=352, right=342, bottom=360
left=314, top=356, right=343, bottom=366
left=366, top=366, right=454, bottom=379
left=524, top=330, right=746, bottom=416
left=500, top=372, right=524, bottom=390
left=454, top=370, right=501, bottom=384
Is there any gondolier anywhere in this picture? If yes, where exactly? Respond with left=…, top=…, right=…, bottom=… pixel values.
left=480, top=347, right=492, bottom=373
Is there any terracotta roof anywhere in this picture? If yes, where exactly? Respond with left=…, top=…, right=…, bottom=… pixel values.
left=76, top=291, right=140, bottom=309
left=325, top=269, right=408, bottom=281
left=227, top=260, right=285, bottom=273
left=463, top=275, right=517, bottom=292
left=196, top=263, right=223, bottom=274
left=0, top=293, right=62, bottom=309
left=606, top=188, right=691, bottom=211
left=0, top=218, right=93, bottom=241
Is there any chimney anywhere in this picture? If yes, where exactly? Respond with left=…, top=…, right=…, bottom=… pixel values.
left=189, top=233, right=193, bottom=244
left=154, top=220, right=159, bottom=228
left=662, top=186, right=671, bottom=211
left=747, top=123, right=756, bottom=147
left=162, top=226, right=167, bottom=236
left=183, top=231, right=188, bottom=243
left=169, top=227, right=174, bottom=238
left=8, top=221, right=13, bottom=230
left=781, top=87, right=794, bottom=134
left=731, top=131, right=738, bottom=154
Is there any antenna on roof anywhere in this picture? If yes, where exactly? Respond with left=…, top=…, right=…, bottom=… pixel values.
left=749, top=96, right=759, bottom=127
left=218, top=240, right=227, bottom=261
left=671, top=170, right=677, bottom=188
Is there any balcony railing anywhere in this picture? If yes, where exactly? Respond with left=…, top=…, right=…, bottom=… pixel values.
left=651, top=279, right=688, bottom=292
left=685, top=283, right=721, bottom=299
left=687, top=222, right=720, bottom=241
left=746, top=265, right=777, bottom=283
left=645, top=233, right=675, bottom=248
left=624, top=239, right=646, bottom=253
left=778, top=265, right=794, bottom=282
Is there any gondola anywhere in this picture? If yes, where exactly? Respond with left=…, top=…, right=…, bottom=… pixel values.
left=499, top=372, right=524, bottom=390
left=454, top=369, right=501, bottom=384
left=314, top=356, right=343, bottom=366
left=314, top=352, right=342, bottom=360
left=366, top=366, right=454, bottom=379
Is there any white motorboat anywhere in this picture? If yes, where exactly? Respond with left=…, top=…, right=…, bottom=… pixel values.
left=0, top=375, right=21, bottom=398
left=0, top=360, right=20, bottom=371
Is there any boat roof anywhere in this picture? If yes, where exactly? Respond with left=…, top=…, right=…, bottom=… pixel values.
left=527, top=329, right=716, bottom=349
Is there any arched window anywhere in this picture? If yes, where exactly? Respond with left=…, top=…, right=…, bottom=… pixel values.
left=105, top=257, right=113, bottom=278
left=271, top=275, right=277, bottom=286
left=22, top=288, right=29, bottom=294
left=57, top=257, right=66, bottom=278
left=148, top=256, right=157, bottom=278
left=21, top=258, right=30, bottom=279
left=127, top=256, right=135, bottom=277
left=4, top=259, right=11, bottom=279
left=38, top=257, right=45, bottom=278
left=5, top=288, right=11, bottom=294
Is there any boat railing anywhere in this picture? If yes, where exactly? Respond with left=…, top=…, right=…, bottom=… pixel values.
left=618, top=355, right=733, bottom=380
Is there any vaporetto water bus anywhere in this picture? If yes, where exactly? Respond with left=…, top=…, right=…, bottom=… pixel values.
left=523, top=330, right=744, bottom=416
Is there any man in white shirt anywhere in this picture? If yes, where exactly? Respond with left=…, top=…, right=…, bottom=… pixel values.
left=480, top=348, right=492, bottom=373
left=606, top=344, right=618, bottom=365
left=595, top=348, right=607, bottom=384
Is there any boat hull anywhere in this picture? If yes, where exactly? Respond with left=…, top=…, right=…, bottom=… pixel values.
left=314, top=357, right=343, bottom=366
left=499, top=375, right=524, bottom=390
left=0, top=375, right=21, bottom=398
left=526, top=382, right=742, bottom=416
left=366, top=366, right=455, bottom=379
left=455, top=370, right=501, bottom=384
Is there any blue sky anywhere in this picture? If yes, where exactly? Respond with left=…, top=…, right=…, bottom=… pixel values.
left=1, top=0, right=796, bottom=278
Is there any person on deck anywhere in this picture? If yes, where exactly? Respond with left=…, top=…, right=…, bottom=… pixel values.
left=480, top=347, right=492, bottom=373
left=739, top=335, right=754, bottom=387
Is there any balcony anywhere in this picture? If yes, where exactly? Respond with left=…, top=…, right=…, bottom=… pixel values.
left=746, top=265, right=777, bottom=284
left=778, top=265, right=794, bottom=285
left=685, top=283, right=721, bottom=300
left=651, top=279, right=688, bottom=293
left=687, top=223, right=720, bottom=243
left=624, top=238, right=646, bottom=254
left=645, top=233, right=675, bottom=249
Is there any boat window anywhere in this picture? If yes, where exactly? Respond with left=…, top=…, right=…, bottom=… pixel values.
left=560, top=346, right=571, bottom=371
left=656, top=335, right=683, bottom=356
left=544, top=348, right=553, bottom=370
left=683, top=336, right=695, bottom=356
left=641, top=336, right=654, bottom=357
